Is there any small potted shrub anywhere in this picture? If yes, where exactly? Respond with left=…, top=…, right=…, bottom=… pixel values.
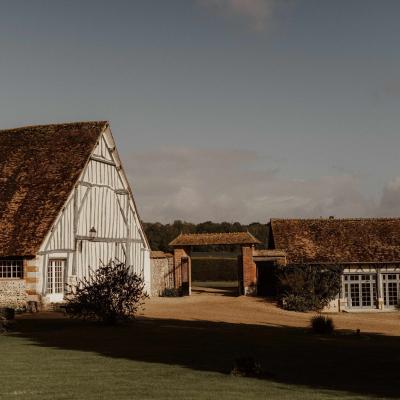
left=231, top=356, right=263, bottom=378
left=310, top=314, right=335, bottom=335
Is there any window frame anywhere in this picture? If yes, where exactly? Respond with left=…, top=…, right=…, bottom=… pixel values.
left=0, top=259, right=24, bottom=279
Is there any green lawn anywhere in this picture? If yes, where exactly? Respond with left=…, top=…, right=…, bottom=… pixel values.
left=0, top=315, right=398, bottom=400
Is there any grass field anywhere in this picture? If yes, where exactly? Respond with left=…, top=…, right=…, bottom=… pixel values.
left=1, top=296, right=400, bottom=400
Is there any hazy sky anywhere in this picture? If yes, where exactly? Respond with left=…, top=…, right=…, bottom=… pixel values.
left=1, top=0, right=400, bottom=223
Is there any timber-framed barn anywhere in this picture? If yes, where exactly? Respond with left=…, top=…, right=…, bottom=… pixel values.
left=0, top=121, right=150, bottom=309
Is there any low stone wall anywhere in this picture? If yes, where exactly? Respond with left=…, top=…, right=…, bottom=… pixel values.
left=0, top=280, right=27, bottom=308
left=150, top=253, right=175, bottom=296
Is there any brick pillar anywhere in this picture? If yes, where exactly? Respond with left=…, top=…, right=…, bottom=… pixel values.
left=242, top=245, right=257, bottom=295
left=173, top=247, right=191, bottom=295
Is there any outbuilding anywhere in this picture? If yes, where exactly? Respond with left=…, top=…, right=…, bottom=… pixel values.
left=258, top=218, right=400, bottom=311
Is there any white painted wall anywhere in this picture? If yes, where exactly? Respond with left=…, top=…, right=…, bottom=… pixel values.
left=37, top=126, right=151, bottom=299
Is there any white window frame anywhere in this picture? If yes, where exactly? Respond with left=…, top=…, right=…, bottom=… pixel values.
left=0, top=259, right=23, bottom=279
left=47, top=259, right=66, bottom=296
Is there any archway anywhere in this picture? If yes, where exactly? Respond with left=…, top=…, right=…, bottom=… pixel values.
left=169, top=232, right=261, bottom=296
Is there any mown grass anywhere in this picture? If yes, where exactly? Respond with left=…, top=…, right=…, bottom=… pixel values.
left=1, top=314, right=399, bottom=400
left=0, top=339, right=353, bottom=400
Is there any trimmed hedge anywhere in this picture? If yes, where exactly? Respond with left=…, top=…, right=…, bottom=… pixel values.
left=191, top=258, right=238, bottom=282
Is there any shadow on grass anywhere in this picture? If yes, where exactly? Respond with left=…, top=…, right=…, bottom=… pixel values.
left=13, top=314, right=400, bottom=398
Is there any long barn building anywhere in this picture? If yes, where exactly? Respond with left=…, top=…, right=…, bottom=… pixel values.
left=0, top=121, right=150, bottom=308
left=255, top=218, right=400, bottom=311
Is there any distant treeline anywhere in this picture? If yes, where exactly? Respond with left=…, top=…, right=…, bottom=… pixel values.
left=142, top=220, right=268, bottom=252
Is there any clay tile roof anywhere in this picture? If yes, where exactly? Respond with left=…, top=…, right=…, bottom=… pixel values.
left=169, top=232, right=261, bottom=247
left=150, top=251, right=173, bottom=258
left=0, top=121, right=107, bottom=257
left=270, top=218, right=400, bottom=264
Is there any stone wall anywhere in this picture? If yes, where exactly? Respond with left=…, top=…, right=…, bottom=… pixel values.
left=0, top=280, right=27, bottom=308
left=150, top=254, right=175, bottom=296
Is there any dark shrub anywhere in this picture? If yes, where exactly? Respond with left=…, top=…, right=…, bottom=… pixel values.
left=231, top=356, right=262, bottom=378
left=311, top=315, right=335, bottom=334
left=0, top=307, right=15, bottom=320
left=277, top=264, right=342, bottom=312
left=160, top=288, right=181, bottom=297
left=281, top=294, right=311, bottom=312
left=65, top=261, right=148, bottom=325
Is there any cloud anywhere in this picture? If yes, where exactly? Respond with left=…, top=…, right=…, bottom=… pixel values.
left=125, top=146, right=383, bottom=223
left=197, top=0, right=280, bottom=31
left=378, top=177, right=400, bottom=216
left=372, top=80, right=400, bottom=106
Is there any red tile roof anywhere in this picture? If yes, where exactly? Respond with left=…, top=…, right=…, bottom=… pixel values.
left=169, top=232, right=261, bottom=247
left=270, top=218, right=400, bottom=264
left=0, top=121, right=107, bottom=257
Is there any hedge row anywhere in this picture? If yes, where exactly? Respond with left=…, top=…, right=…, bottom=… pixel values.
left=191, top=258, right=238, bottom=282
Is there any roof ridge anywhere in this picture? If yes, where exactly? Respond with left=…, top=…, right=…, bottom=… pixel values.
left=181, top=231, right=251, bottom=235
left=0, top=121, right=108, bottom=134
left=270, top=217, right=400, bottom=222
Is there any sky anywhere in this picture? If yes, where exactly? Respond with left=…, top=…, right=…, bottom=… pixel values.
left=1, top=0, right=400, bottom=223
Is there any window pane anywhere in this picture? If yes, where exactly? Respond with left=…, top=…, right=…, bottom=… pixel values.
left=0, top=260, right=22, bottom=278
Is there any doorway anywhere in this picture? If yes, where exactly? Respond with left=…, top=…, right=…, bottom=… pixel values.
left=47, top=259, right=65, bottom=302
left=256, top=261, right=277, bottom=297
left=181, top=257, right=190, bottom=295
left=383, top=273, right=400, bottom=308
left=344, top=274, right=377, bottom=309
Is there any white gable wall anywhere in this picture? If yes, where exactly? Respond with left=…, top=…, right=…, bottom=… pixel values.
left=36, top=126, right=151, bottom=302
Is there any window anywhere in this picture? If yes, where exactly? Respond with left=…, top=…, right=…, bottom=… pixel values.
left=382, top=273, right=400, bottom=307
left=0, top=259, right=23, bottom=278
left=344, top=274, right=377, bottom=308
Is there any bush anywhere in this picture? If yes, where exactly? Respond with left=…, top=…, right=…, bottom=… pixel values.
left=277, top=264, right=342, bottom=312
left=65, top=261, right=148, bottom=325
left=281, top=294, right=311, bottom=313
left=0, top=307, right=15, bottom=320
left=231, top=356, right=262, bottom=378
left=311, top=315, right=335, bottom=334
left=160, top=288, right=181, bottom=297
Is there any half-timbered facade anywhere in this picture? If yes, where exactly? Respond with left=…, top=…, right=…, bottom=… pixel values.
left=0, top=121, right=150, bottom=308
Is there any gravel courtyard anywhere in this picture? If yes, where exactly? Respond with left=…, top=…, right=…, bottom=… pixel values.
left=141, top=286, right=400, bottom=336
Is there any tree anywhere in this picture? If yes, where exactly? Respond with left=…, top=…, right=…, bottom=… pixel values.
left=65, top=261, right=148, bottom=325
left=276, top=264, right=342, bottom=312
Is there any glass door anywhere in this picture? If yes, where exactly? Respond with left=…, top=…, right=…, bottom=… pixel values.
left=344, top=274, right=377, bottom=309
left=382, top=274, right=400, bottom=308
left=47, top=259, right=65, bottom=301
